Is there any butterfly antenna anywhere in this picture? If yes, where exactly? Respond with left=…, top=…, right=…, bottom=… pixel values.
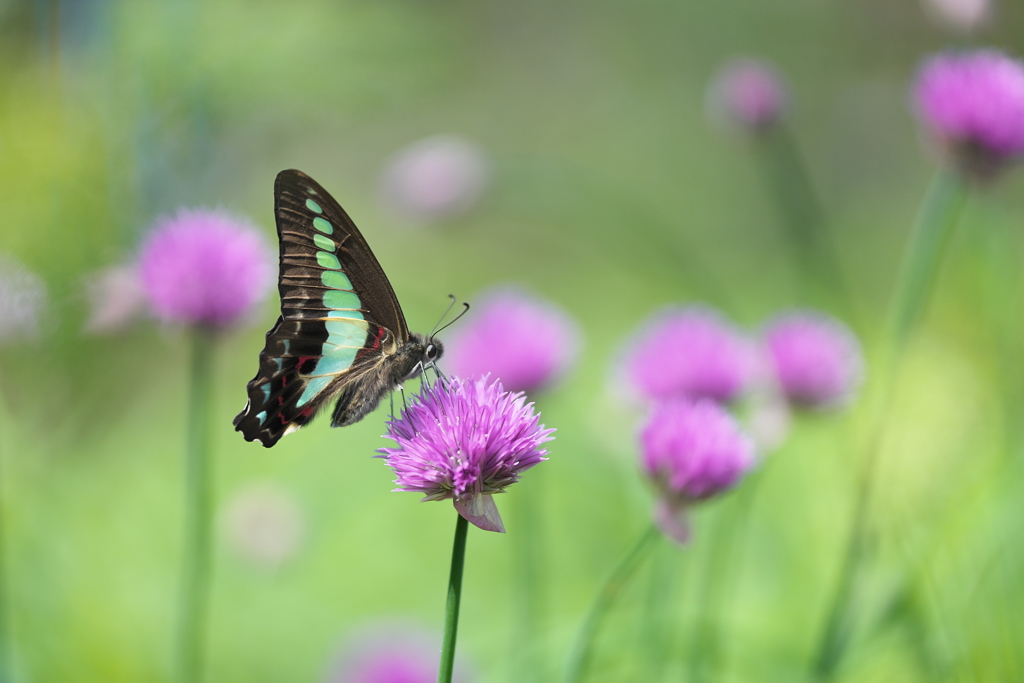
left=429, top=295, right=458, bottom=337
left=429, top=294, right=471, bottom=339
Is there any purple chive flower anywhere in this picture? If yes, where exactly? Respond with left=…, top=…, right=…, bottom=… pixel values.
left=707, top=59, right=788, bottom=132
left=763, top=311, right=863, bottom=409
left=138, top=208, right=274, bottom=328
left=623, top=306, right=752, bottom=404
left=913, top=50, right=1024, bottom=179
left=327, top=622, right=471, bottom=683
left=378, top=377, right=553, bottom=533
left=378, top=135, right=489, bottom=224
left=640, top=400, right=755, bottom=544
left=446, top=287, right=580, bottom=394
left=0, top=253, right=47, bottom=343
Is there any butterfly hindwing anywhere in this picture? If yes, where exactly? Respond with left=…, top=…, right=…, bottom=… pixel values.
left=234, top=169, right=432, bottom=448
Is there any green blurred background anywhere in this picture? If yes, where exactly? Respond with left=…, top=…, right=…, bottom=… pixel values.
left=2, top=0, right=1024, bottom=681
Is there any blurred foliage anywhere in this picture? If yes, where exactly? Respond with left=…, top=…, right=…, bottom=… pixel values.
left=2, top=0, right=1024, bottom=681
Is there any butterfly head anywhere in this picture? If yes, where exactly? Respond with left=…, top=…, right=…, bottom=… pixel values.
left=408, top=332, right=444, bottom=378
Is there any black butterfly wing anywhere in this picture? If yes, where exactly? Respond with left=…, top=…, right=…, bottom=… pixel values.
left=233, top=169, right=410, bottom=447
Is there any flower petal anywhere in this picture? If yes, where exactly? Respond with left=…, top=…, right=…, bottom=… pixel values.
left=454, top=493, right=506, bottom=533
left=653, top=497, right=692, bottom=546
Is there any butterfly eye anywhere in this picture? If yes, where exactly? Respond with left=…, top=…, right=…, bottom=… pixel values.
left=425, top=344, right=438, bottom=361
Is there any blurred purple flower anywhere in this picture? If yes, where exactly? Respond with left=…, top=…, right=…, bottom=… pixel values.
left=378, top=377, right=553, bottom=533
left=446, top=287, right=580, bottom=394
left=327, top=621, right=471, bottom=683
left=0, top=253, right=46, bottom=343
left=913, top=49, right=1024, bottom=179
left=378, top=135, right=488, bottom=224
left=707, top=59, right=788, bottom=132
left=83, top=264, right=146, bottom=334
left=640, top=399, right=755, bottom=544
left=623, top=306, right=752, bottom=404
left=138, top=208, right=274, bottom=328
left=923, top=0, right=992, bottom=33
left=764, top=311, right=862, bottom=409
left=220, top=481, right=305, bottom=570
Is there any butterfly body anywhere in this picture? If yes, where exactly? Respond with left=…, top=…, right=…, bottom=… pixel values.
left=234, top=170, right=442, bottom=448
left=329, top=331, right=438, bottom=428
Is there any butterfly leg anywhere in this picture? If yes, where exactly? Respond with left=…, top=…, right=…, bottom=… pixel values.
left=429, top=361, right=448, bottom=384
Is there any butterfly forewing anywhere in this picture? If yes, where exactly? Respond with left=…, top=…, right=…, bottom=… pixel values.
left=234, top=170, right=415, bottom=447
left=275, top=171, right=409, bottom=340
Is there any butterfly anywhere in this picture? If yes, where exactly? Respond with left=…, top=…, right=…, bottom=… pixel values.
left=234, top=169, right=443, bottom=448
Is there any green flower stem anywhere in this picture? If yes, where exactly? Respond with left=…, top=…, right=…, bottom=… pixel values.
left=438, top=514, right=469, bottom=683
left=813, top=168, right=967, bottom=681
left=174, top=328, right=216, bottom=683
left=689, top=473, right=763, bottom=683
left=565, top=524, right=660, bottom=683
left=885, top=168, right=968, bottom=359
left=511, top=479, right=545, bottom=683
left=976, top=202, right=1024, bottom=458
left=0, top=398, right=10, bottom=683
left=639, top=541, right=677, bottom=681
left=755, top=126, right=857, bottom=318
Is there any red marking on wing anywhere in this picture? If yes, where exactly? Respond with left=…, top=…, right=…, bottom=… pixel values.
left=355, top=326, right=388, bottom=362
left=369, top=326, right=387, bottom=351
left=297, top=356, right=318, bottom=374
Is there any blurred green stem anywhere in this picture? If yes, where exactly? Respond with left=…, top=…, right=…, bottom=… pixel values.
left=565, top=524, right=660, bottom=683
left=174, top=329, right=215, bottom=683
left=0, top=398, right=10, bottom=683
left=813, top=168, right=967, bottom=680
left=885, top=169, right=967, bottom=358
left=438, top=514, right=469, bottom=683
left=511, top=478, right=545, bottom=682
left=689, top=473, right=763, bottom=683
left=976, top=202, right=1024, bottom=458
left=756, top=126, right=857, bottom=319
left=639, top=541, right=677, bottom=680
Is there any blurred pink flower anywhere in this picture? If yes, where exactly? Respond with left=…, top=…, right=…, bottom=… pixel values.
left=0, top=253, right=46, bottom=343
left=327, top=621, right=472, bottom=683
left=83, top=264, right=146, bottom=334
left=623, top=306, right=753, bottom=404
left=446, top=287, right=580, bottom=393
left=707, top=59, right=788, bottom=132
left=913, top=49, right=1024, bottom=179
left=922, top=0, right=992, bottom=32
left=138, top=208, right=274, bottom=328
left=640, top=399, right=755, bottom=544
left=378, top=135, right=488, bottom=224
left=763, top=311, right=863, bottom=409
left=220, top=481, right=305, bottom=569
